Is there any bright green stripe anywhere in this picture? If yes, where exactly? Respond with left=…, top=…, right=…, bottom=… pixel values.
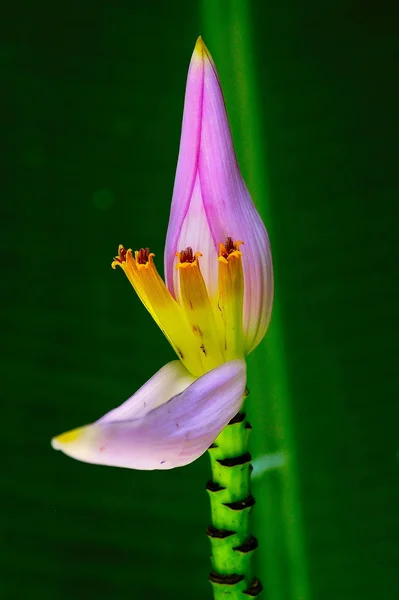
left=200, top=2, right=311, bottom=599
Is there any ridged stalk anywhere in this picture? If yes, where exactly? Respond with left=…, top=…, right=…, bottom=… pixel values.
left=207, top=401, right=262, bottom=598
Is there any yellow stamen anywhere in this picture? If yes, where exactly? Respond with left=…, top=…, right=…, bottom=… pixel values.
left=112, top=246, right=152, bottom=314
left=112, top=237, right=245, bottom=376
left=112, top=245, right=204, bottom=376
left=217, top=239, right=245, bottom=360
left=176, top=249, right=225, bottom=372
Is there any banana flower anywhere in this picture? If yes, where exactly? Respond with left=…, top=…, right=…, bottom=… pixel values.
left=52, top=38, right=273, bottom=470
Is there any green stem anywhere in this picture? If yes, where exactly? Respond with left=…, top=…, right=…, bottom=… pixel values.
left=207, top=401, right=262, bottom=598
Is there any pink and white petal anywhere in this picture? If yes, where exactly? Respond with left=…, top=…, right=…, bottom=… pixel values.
left=164, top=40, right=205, bottom=295
left=99, top=361, right=196, bottom=422
left=173, top=174, right=219, bottom=300
left=197, top=43, right=274, bottom=352
left=51, top=359, right=247, bottom=470
left=166, top=37, right=273, bottom=349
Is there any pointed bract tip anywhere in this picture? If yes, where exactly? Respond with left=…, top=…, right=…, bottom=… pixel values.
left=51, top=426, right=85, bottom=450
left=194, top=35, right=204, bottom=52
left=193, top=36, right=210, bottom=62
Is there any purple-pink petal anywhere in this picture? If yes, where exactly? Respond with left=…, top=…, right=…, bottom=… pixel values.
left=164, top=38, right=273, bottom=353
left=52, top=359, right=246, bottom=470
left=164, top=44, right=205, bottom=294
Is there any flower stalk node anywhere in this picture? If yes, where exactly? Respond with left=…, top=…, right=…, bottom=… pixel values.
left=216, top=452, right=252, bottom=468
left=232, top=535, right=259, bottom=554
left=243, top=578, right=263, bottom=596
left=209, top=572, right=244, bottom=585
left=228, top=411, right=246, bottom=425
left=223, top=495, right=255, bottom=511
left=206, top=481, right=226, bottom=493
left=206, top=525, right=236, bottom=539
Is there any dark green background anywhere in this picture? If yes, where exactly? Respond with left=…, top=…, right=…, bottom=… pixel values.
left=2, top=1, right=398, bottom=599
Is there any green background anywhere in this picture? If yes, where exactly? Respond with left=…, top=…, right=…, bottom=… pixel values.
left=2, top=1, right=398, bottom=599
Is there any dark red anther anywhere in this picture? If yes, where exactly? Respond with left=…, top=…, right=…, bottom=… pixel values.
left=137, top=248, right=151, bottom=265
left=220, top=236, right=236, bottom=259
left=179, top=246, right=195, bottom=263
left=225, top=237, right=235, bottom=255
left=114, top=246, right=128, bottom=263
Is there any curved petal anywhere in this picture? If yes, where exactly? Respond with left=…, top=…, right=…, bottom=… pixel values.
left=164, top=39, right=205, bottom=295
left=51, top=359, right=247, bottom=470
left=197, top=43, right=273, bottom=353
left=165, top=38, right=273, bottom=351
left=98, top=361, right=196, bottom=421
